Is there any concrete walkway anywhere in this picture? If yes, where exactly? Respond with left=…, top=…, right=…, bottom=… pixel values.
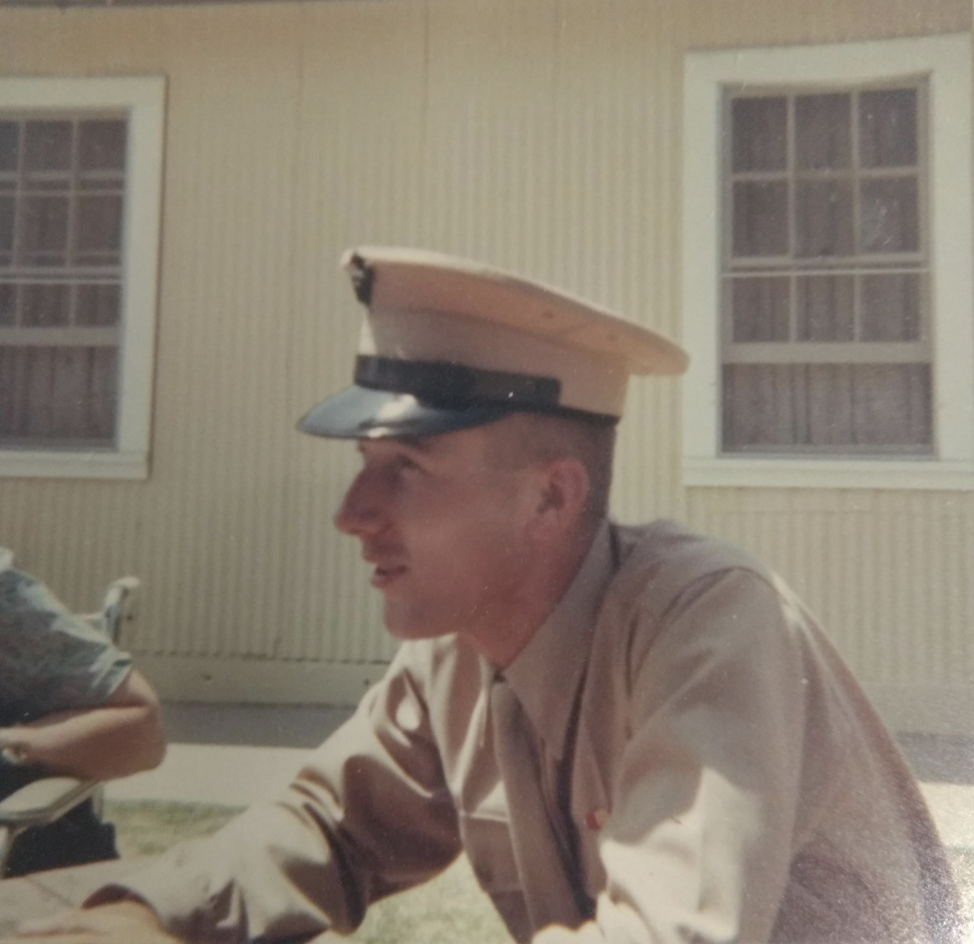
left=105, top=703, right=974, bottom=851
left=105, top=702, right=350, bottom=807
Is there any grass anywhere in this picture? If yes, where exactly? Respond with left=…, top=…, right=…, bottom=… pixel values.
left=106, top=800, right=241, bottom=858
left=105, top=800, right=510, bottom=943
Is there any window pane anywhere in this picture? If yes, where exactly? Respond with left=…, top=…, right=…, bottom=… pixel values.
left=88, top=346, right=118, bottom=441
left=24, top=121, right=72, bottom=173
left=731, top=276, right=790, bottom=341
left=0, top=345, right=116, bottom=444
left=0, top=346, right=27, bottom=437
left=724, top=362, right=931, bottom=452
left=75, top=195, right=123, bottom=255
left=78, top=120, right=126, bottom=173
left=805, top=365, right=853, bottom=446
left=722, top=363, right=799, bottom=449
left=860, top=88, right=917, bottom=168
left=0, top=284, right=14, bottom=325
left=850, top=363, right=931, bottom=446
left=860, top=177, right=918, bottom=253
left=796, top=93, right=851, bottom=170
left=0, top=196, right=13, bottom=254
left=796, top=179, right=853, bottom=257
left=20, top=196, right=69, bottom=262
left=732, top=97, right=787, bottom=172
left=22, top=283, right=69, bottom=326
left=76, top=283, right=120, bottom=326
left=0, top=122, right=18, bottom=173
left=796, top=275, right=854, bottom=341
left=732, top=181, right=788, bottom=256
left=49, top=348, right=99, bottom=439
left=861, top=273, right=921, bottom=341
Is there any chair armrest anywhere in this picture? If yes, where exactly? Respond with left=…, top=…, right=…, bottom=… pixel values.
left=79, top=576, right=141, bottom=643
left=0, top=777, right=99, bottom=829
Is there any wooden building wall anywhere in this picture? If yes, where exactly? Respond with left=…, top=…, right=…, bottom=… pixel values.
left=0, top=0, right=970, bottom=731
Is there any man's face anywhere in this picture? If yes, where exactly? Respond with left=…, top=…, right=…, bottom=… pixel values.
left=333, top=423, right=536, bottom=644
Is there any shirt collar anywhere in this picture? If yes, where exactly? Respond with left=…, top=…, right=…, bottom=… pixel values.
left=500, top=519, right=614, bottom=756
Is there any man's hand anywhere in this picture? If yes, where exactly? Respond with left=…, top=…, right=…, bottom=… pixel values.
left=5, top=901, right=182, bottom=944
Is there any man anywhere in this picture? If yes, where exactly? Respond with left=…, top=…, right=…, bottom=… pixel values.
left=0, top=549, right=166, bottom=876
left=14, top=248, right=959, bottom=943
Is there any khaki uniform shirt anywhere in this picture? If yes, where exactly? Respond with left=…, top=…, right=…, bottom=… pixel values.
left=106, top=520, right=959, bottom=943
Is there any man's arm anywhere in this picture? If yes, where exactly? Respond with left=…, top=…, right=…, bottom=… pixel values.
left=0, top=668, right=166, bottom=779
left=13, top=644, right=461, bottom=944
left=525, top=564, right=950, bottom=944
left=8, top=900, right=175, bottom=943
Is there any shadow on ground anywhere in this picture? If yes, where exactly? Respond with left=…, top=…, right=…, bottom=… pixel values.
left=898, top=734, right=974, bottom=785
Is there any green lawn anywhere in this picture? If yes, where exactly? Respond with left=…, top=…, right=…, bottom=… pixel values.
left=105, top=800, right=510, bottom=944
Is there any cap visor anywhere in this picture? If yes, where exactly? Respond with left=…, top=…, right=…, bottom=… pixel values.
left=298, top=385, right=515, bottom=440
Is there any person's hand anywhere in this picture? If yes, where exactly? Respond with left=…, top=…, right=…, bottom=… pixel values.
left=5, top=901, right=182, bottom=943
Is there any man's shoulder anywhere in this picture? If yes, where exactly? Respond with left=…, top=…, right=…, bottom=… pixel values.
left=605, top=519, right=772, bottom=620
left=612, top=518, right=768, bottom=580
left=590, top=521, right=804, bottom=694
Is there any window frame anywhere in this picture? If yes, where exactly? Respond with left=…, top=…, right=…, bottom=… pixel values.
left=682, top=34, right=974, bottom=490
left=0, top=75, right=165, bottom=480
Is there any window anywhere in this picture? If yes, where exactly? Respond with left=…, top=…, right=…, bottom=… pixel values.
left=0, top=77, right=164, bottom=479
left=725, top=84, right=929, bottom=455
left=683, top=35, right=974, bottom=489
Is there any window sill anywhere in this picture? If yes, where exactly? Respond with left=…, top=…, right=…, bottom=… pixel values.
left=684, top=457, right=974, bottom=491
left=0, top=450, right=148, bottom=480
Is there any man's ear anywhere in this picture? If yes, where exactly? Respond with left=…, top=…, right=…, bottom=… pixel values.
left=530, top=457, right=590, bottom=535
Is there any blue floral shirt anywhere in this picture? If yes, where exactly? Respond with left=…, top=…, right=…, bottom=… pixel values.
left=0, top=556, right=132, bottom=727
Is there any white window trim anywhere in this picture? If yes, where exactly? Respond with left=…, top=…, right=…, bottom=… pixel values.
left=0, top=75, right=165, bottom=480
left=682, top=33, right=974, bottom=491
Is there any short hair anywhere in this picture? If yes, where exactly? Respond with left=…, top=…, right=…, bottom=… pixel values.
left=484, top=412, right=616, bottom=523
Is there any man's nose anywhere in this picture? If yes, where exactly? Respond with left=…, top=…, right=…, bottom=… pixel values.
left=334, top=469, right=385, bottom=537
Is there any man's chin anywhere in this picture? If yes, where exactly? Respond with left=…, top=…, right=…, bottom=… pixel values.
left=382, top=605, right=453, bottom=642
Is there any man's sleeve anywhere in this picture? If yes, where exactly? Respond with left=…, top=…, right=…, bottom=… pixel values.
left=90, top=643, right=462, bottom=942
left=537, top=569, right=812, bottom=944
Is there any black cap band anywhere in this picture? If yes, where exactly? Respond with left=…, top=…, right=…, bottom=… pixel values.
left=355, top=355, right=562, bottom=411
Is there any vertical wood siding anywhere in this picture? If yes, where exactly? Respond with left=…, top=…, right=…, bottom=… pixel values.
left=0, top=0, right=970, bottom=725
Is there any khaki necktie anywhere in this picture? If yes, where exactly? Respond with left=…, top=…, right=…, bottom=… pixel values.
left=490, top=673, right=589, bottom=933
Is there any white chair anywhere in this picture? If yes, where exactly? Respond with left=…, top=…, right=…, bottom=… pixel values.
left=0, top=572, right=141, bottom=876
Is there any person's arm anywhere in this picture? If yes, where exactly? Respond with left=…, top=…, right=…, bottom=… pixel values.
left=21, top=643, right=461, bottom=944
left=0, top=668, right=165, bottom=779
